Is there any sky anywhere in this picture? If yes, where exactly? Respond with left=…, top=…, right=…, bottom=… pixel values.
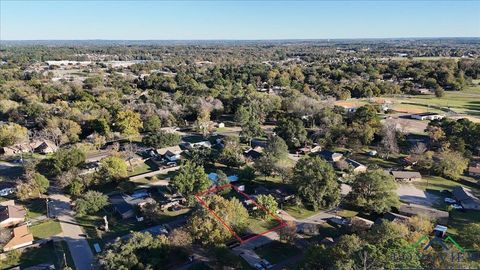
left=1, top=0, right=479, bottom=40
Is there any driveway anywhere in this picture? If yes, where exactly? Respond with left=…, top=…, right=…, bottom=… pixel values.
left=397, top=184, right=441, bottom=206
left=49, top=194, right=95, bottom=270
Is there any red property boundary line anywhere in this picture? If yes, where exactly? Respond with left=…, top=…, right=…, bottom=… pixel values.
left=194, top=184, right=287, bottom=244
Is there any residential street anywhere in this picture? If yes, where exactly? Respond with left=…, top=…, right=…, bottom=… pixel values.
left=49, top=193, right=95, bottom=270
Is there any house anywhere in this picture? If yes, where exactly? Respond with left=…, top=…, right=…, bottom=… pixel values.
left=156, top=145, right=182, bottom=162
left=3, top=225, right=34, bottom=251
left=410, top=112, right=445, bottom=121
left=24, top=264, right=56, bottom=270
left=318, top=150, right=343, bottom=162
left=468, top=162, right=480, bottom=178
left=0, top=182, right=17, bottom=197
left=109, top=194, right=153, bottom=219
left=184, top=141, right=212, bottom=150
left=346, top=159, right=367, bottom=173
left=390, top=171, right=422, bottom=182
left=381, top=212, right=410, bottom=223
left=452, top=186, right=480, bottom=210
left=0, top=201, right=26, bottom=228
left=346, top=216, right=375, bottom=232
left=207, top=173, right=238, bottom=185
left=244, top=146, right=264, bottom=160
left=398, top=204, right=449, bottom=225
left=413, top=88, right=431, bottom=95
left=34, top=141, right=58, bottom=154
left=298, top=145, right=322, bottom=155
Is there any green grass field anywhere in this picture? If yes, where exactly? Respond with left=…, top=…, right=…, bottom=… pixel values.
left=283, top=204, right=318, bottom=220
left=30, top=220, right=62, bottom=239
left=255, top=241, right=301, bottom=264
left=392, top=85, right=480, bottom=118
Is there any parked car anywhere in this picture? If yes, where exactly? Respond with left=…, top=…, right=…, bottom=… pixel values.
left=260, top=259, right=273, bottom=269
left=165, top=162, right=177, bottom=168
left=441, top=189, right=453, bottom=196
left=254, top=263, right=266, bottom=270
left=451, top=204, right=463, bottom=210
left=444, top=198, right=457, bottom=204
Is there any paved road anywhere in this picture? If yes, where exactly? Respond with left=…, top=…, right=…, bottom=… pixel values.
left=49, top=194, right=95, bottom=270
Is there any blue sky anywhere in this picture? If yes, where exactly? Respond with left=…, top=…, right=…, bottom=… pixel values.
left=1, top=1, right=479, bottom=40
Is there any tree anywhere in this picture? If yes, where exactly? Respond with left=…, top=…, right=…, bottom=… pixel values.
left=458, top=223, right=480, bottom=250
left=240, top=114, right=263, bottom=146
left=171, top=161, right=210, bottom=197
left=0, top=123, right=27, bottom=147
left=434, top=86, right=445, bottom=98
left=16, top=172, right=50, bottom=199
left=274, top=116, right=307, bottom=148
left=100, top=232, right=172, bottom=270
left=142, top=132, right=181, bottom=149
left=278, top=220, right=297, bottom=243
left=189, top=195, right=248, bottom=246
left=115, top=110, right=143, bottom=138
left=264, top=135, right=288, bottom=159
left=168, top=228, right=193, bottom=250
left=97, top=156, right=128, bottom=183
left=75, top=190, right=108, bottom=216
left=255, top=194, right=278, bottom=219
left=348, top=169, right=399, bottom=213
left=433, top=150, right=468, bottom=180
left=143, top=114, right=162, bottom=133
left=292, top=157, right=340, bottom=210
left=219, top=136, right=245, bottom=168
left=239, top=165, right=256, bottom=181
left=194, top=109, right=214, bottom=137
left=50, top=147, right=86, bottom=175
left=380, top=120, right=400, bottom=159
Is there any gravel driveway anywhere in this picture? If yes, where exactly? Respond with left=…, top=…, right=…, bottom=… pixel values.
left=396, top=184, right=441, bottom=206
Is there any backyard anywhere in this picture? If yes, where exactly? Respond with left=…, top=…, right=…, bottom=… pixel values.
left=255, top=241, right=301, bottom=264
left=30, top=220, right=62, bottom=239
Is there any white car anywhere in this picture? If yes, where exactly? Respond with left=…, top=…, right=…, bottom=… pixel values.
left=451, top=204, right=463, bottom=210
left=444, top=198, right=456, bottom=204
left=254, top=263, right=266, bottom=270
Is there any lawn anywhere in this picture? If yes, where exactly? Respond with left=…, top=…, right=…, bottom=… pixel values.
left=392, top=85, right=480, bottom=117
left=448, top=210, right=480, bottom=236
left=128, top=159, right=159, bottom=177
left=349, top=152, right=399, bottom=169
left=337, top=209, right=358, bottom=218
left=0, top=241, right=75, bottom=269
left=413, top=175, right=480, bottom=197
left=255, top=241, right=301, bottom=264
left=245, top=216, right=280, bottom=235
left=30, top=220, right=62, bottom=239
left=283, top=204, right=318, bottom=220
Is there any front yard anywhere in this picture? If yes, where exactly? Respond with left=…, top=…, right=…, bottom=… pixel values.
left=255, top=241, right=301, bottom=264
left=30, top=220, right=62, bottom=239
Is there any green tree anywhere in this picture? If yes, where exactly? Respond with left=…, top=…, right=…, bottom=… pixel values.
left=51, top=147, right=86, bottom=174
left=348, top=169, right=400, bottom=213
left=171, top=161, right=210, bottom=197
left=264, top=135, right=288, bottom=159
left=292, top=157, right=340, bottom=210
left=0, top=123, right=27, bottom=147
left=274, top=116, right=307, bottom=148
left=143, top=114, right=162, bottom=133
left=434, top=86, right=445, bottom=98
left=142, top=132, right=181, bottom=149
left=115, top=110, right=143, bottom=138
left=219, top=136, right=245, bottom=168
left=433, top=150, right=468, bottom=180
left=189, top=195, right=248, bottom=246
left=255, top=194, right=278, bottom=219
left=98, top=156, right=128, bottom=183
left=75, top=190, right=108, bottom=216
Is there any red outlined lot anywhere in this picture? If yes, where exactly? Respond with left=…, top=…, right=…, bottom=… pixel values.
left=195, top=184, right=287, bottom=244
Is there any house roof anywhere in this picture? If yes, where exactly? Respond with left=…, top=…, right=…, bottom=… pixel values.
left=156, top=145, right=182, bottom=156
left=469, top=164, right=480, bottom=174
left=452, top=186, right=480, bottom=208
left=0, top=204, right=26, bottom=222
left=318, top=150, right=343, bottom=161
left=390, top=171, right=422, bottom=179
left=3, top=225, right=33, bottom=250
left=0, top=181, right=16, bottom=190
left=34, top=141, right=57, bottom=152
left=398, top=204, right=449, bottom=219
left=346, top=159, right=365, bottom=168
